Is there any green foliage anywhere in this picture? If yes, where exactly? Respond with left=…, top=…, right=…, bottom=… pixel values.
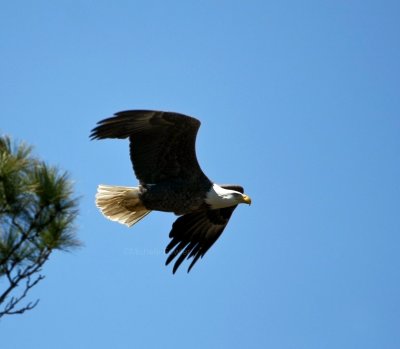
left=0, top=135, right=80, bottom=317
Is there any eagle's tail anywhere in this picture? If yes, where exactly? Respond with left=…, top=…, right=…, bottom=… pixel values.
left=95, top=185, right=151, bottom=227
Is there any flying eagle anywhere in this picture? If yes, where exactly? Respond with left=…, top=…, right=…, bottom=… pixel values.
left=90, top=110, right=251, bottom=273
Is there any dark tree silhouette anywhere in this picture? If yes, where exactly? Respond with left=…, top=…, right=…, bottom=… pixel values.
left=0, top=135, right=80, bottom=318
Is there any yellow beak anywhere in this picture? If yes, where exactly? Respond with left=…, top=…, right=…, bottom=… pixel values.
left=242, top=194, right=252, bottom=205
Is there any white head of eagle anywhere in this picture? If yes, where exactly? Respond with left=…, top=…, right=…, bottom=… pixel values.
left=206, top=184, right=252, bottom=209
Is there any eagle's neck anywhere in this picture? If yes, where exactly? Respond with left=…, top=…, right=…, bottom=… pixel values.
left=205, top=184, right=239, bottom=209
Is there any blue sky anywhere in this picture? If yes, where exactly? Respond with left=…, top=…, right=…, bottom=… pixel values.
left=1, top=1, right=399, bottom=348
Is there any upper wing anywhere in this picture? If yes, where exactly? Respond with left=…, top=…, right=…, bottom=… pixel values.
left=90, top=110, right=209, bottom=184
left=165, top=185, right=244, bottom=273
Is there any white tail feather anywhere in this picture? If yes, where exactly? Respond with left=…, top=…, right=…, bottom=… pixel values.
left=95, top=185, right=151, bottom=227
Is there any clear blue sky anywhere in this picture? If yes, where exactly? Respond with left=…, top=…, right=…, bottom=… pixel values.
left=1, top=1, right=399, bottom=348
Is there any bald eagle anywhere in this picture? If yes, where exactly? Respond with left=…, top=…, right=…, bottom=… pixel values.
left=90, top=110, right=251, bottom=273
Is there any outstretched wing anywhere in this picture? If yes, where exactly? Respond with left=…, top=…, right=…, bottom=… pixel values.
left=90, top=110, right=209, bottom=184
left=165, top=185, right=244, bottom=273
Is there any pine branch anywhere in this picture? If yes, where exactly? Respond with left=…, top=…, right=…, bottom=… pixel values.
left=0, top=246, right=49, bottom=316
left=0, top=274, right=44, bottom=317
left=0, top=135, right=80, bottom=319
